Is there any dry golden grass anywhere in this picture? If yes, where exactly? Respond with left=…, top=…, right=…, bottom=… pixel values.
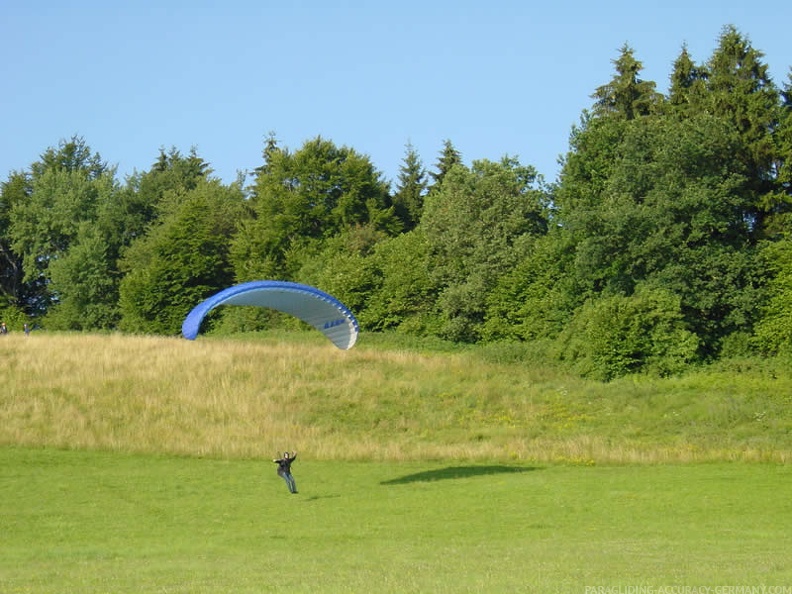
left=2, top=332, right=789, bottom=463
left=3, top=333, right=330, bottom=457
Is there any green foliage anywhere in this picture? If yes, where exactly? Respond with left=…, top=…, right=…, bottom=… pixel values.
left=30, top=135, right=107, bottom=180
left=763, top=71, right=792, bottom=237
left=2, top=26, right=791, bottom=382
left=704, top=26, right=779, bottom=173
left=659, top=244, right=763, bottom=357
left=592, top=44, right=663, bottom=120
left=558, top=109, right=762, bottom=356
left=0, top=171, right=30, bottom=311
left=553, top=285, right=699, bottom=381
left=568, top=115, right=750, bottom=281
left=0, top=305, right=28, bottom=332
left=118, top=180, right=246, bottom=334
left=105, top=149, right=208, bottom=249
left=551, top=27, right=782, bottom=367
left=555, top=112, right=628, bottom=216
left=483, top=231, right=585, bottom=341
left=427, top=138, right=462, bottom=193
left=207, top=304, right=277, bottom=336
left=45, top=223, right=119, bottom=330
left=9, top=148, right=117, bottom=315
left=667, top=45, right=707, bottom=110
left=357, top=229, right=441, bottom=334
left=296, top=224, right=385, bottom=318
left=753, top=238, right=792, bottom=354
left=673, top=26, right=783, bottom=238
left=421, top=157, right=549, bottom=341
left=11, top=168, right=98, bottom=275
left=391, top=142, right=427, bottom=230
left=232, top=137, right=397, bottom=281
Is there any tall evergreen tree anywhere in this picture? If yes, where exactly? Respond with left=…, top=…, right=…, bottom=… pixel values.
left=392, top=142, right=427, bottom=231
left=668, top=44, right=707, bottom=110
left=779, top=71, right=792, bottom=193
left=428, top=139, right=462, bottom=193
left=764, top=70, right=792, bottom=236
left=696, top=26, right=780, bottom=238
left=592, top=44, right=662, bottom=120
left=30, top=135, right=107, bottom=180
left=254, top=131, right=282, bottom=177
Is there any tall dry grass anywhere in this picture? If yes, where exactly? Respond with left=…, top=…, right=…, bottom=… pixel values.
left=2, top=332, right=789, bottom=463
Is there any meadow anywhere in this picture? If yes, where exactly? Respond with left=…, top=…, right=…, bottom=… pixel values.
left=1, top=332, right=791, bottom=592
left=2, top=332, right=790, bottom=463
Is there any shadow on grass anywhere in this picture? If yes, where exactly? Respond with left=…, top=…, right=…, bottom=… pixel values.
left=301, top=494, right=341, bottom=502
left=381, top=465, right=540, bottom=485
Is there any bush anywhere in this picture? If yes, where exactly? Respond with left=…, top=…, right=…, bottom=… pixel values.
left=0, top=306, right=30, bottom=334
left=553, top=285, right=699, bottom=381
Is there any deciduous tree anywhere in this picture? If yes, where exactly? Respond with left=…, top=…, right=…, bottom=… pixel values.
left=8, top=137, right=114, bottom=316
left=118, top=179, right=246, bottom=334
left=421, top=157, right=549, bottom=341
left=231, top=137, right=397, bottom=281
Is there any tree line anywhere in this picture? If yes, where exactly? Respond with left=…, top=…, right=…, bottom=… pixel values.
left=2, top=25, right=790, bottom=380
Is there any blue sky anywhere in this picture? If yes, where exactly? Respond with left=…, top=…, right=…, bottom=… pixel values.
left=2, top=1, right=790, bottom=189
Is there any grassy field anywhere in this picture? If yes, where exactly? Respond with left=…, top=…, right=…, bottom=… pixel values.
left=1, top=332, right=791, bottom=592
left=2, top=448, right=791, bottom=593
left=1, top=332, right=790, bottom=463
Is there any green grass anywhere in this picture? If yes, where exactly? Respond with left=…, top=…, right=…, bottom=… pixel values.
left=1, top=332, right=791, bottom=591
left=2, top=448, right=790, bottom=593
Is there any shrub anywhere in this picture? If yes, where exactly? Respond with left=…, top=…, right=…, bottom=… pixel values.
left=553, top=285, right=699, bottom=381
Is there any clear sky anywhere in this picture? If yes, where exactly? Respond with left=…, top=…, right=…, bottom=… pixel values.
left=2, top=1, right=790, bottom=189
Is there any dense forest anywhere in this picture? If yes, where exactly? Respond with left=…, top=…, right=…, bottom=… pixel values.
left=2, top=26, right=791, bottom=380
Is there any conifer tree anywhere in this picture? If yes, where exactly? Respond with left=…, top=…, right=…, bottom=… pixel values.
left=762, top=70, right=792, bottom=237
left=592, top=44, right=662, bottom=120
left=668, top=44, right=707, bottom=110
left=428, top=139, right=462, bottom=193
left=254, top=131, right=282, bottom=177
left=706, top=27, right=777, bottom=153
left=703, top=26, right=780, bottom=238
left=392, top=142, right=427, bottom=231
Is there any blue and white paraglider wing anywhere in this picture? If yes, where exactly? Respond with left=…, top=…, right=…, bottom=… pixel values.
left=181, top=281, right=359, bottom=350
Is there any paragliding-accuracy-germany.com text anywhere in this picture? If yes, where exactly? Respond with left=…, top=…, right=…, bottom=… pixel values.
left=584, top=586, right=792, bottom=594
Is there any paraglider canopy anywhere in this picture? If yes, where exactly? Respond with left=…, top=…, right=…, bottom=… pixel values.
left=181, top=280, right=359, bottom=350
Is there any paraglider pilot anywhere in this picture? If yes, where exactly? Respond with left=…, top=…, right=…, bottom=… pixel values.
left=274, top=451, right=298, bottom=494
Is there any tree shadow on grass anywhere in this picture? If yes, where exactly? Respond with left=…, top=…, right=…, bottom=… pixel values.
left=381, top=465, right=540, bottom=485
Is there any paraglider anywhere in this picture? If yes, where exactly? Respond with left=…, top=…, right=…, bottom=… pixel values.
left=181, top=281, right=359, bottom=350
